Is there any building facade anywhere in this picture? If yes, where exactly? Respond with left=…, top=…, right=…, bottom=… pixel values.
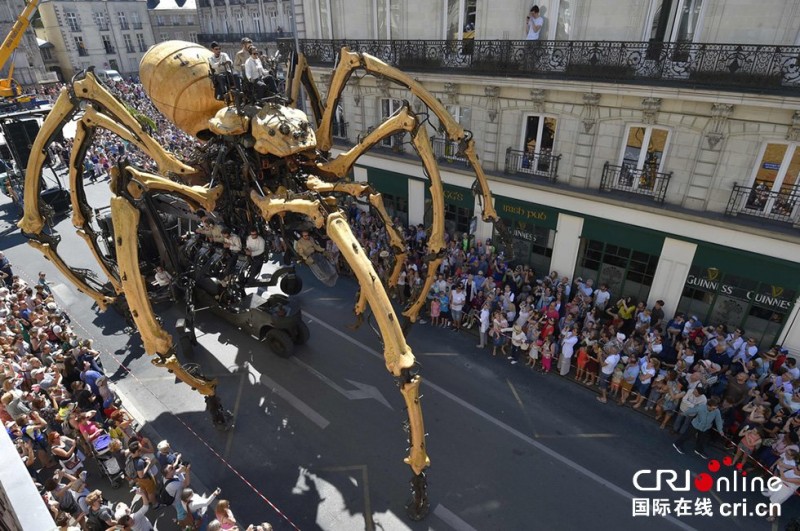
left=37, top=0, right=157, bottom=80
left=295, top=0, right=800, bottom=353
left=196, top=0, right=298, bottom=45
left=149, top=0, right=200, bottom=45
left=0, top=0, right=51, bottom=87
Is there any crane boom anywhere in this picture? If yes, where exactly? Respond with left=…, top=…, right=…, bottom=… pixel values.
left=0, top=0, right=40, bottom=98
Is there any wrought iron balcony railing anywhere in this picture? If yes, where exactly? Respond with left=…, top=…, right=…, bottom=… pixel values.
left=198, top=32, right=292, bottom=45
left=332, top=121, right=348, bottom=139
left=600, top=162, right=671, bottom=203
left=296, top=39, right=800, bottom=95
left=431, top=137, right=470, bottom=167
left=504, top=148, right=561, bottom=182
left=725, top=181, right=800, bottom=226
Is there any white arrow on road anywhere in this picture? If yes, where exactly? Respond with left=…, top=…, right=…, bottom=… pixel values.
left=291, top=357, right=393, bottom=410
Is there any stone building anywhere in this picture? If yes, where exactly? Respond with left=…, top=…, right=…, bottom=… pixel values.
left=0, top=0, right=51, bottom=87
left=196, top=0, right=299, bottom=56
left=295, top=0, right=800, bottom=352
left=149, top=0, right=200, bottom=45
left=37, top=0, right=157, bottom=79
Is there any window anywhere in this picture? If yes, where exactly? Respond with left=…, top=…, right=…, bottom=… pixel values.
left=156, top=15, right=165, bottom=26
left=252, top=11, right=262, bottom=33
left=374, top=0, right=400, bottom=39
left=444, top=0, right=476, bottom=40
left=123, top=34, right=134, bottom=53
left=380, top=192, right=408, bottom=221
left=236, top=11, right=245, bottom=33
left=93, top=12, right=108, bottom=31
left=519, top=115, right=557, bottom=176
left=496, top=222, right=554, bottom=275
left=74, top=36, right=87, bottom=56
left=187, top=16, right=195, bottom=25
left=617, top=125, right=669, bottom=190
left=380, top=98, right=404, bottom=148
left=315, top=0, right=332, bottom=39
left=172, top=15, right=181, bottom=26
left=435, top=105, right=471, bottom=163
left=160, top=33, right=169, bottom=42
left=575, top=239, right=659, bottom=302
left=131, top=11, right=142, bottom=29
left=283, top=3, right=293, bottom=29
left=645, top=0, right=705, bottom=44
left=136, top=34, right=146, bottom=52
left=102, top=35, right=114, bottom=54
left=118, top=12, right=129, bottom=30
left=268, top=7, right=278, bottom=30
left=332, top=103, right=346, bottom=138
left=744, top=142, right=800, bottom=218
left=41, top=47, right=52, bottom=61
left=188, top=32, right=198, bottom=43
left=66, top=12, right=80, bottom=32
left=552, top=0, right=573, bottom=40
left=445, top=203, right=472, bottom=234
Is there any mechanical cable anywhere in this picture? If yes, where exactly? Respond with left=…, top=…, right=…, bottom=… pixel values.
left=33, top=275, right=305, bottom=530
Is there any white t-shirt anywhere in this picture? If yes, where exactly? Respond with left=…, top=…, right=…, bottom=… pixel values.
left=602, top=353, right=620, bottom=375
left=526, top=16, right=544, bottom=40
left=451, top=290, right=466, bottom=311
left=594, top=289, right=610, bottom=309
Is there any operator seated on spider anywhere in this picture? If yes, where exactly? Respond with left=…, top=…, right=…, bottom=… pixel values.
left=244, top=47, right=278, bottom=102
left=208, top=42, right=233, bottom=101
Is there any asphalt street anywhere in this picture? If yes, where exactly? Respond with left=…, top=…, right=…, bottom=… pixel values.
left=2, top=178, right=797, bottom=531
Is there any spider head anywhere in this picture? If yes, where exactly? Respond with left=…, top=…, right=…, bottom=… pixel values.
left=251, top=105, right=316, bottom=158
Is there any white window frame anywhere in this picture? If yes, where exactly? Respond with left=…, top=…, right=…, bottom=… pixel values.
left=519, top=113, right=558, bottom=157
left=118, top=11, right=128, bottom=29
left=66, top=12, right=79, bottom=32
left=123, top=34, right=134, bottom=53
left=745, top=141, right=800, bottom=218
left=268, top=7, right=278, bottom=30
left=236, top=11, right=245, bottom=33
left=131, top=11, right=141, bottom=25
left=373, top=0, right=391, bottom=39
left=380, top=98, right=403, bottom=148
left=442, top=0, right=475, bottom=40
left=315, top=0, right=332, bottom=39
left=642, top=0, right=707, bottom=43
left=547, top=0, right=574, bottom=40
left=618, top=124, right=671, bottom=172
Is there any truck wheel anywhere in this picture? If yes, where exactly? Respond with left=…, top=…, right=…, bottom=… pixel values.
left=291, top=322, right=310, bottom=345
left=264, top=329, right=293, bottom=358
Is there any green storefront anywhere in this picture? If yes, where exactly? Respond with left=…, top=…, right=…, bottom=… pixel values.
left=366, top=167, right=409, bottom=223
left=678, top=244, right=800, bottom=348
left=575, top=218, right=665, bottom=303
left=424, top=182, right=474, bottom=234
left=492, top=196, right=558, bottom=276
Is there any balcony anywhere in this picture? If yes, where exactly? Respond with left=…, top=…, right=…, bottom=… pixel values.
left=198, top=32, right=292, bottom=44
left=725, top=182, right=800, bottom=227
left=504, top=148, right=561, bottom=183
left=296, top=39, right=800, bottom=96
left=98, top=24, right=109, bottom=31
left=430, top=137, right=470, bottom=167
left=599, top=162, right=671, bottom=204
left=133, top=22, right=143, bottom=30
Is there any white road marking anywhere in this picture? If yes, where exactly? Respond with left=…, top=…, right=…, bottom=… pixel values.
left=291, top=357, right=393, bottom=410
left=420, top=351, right=459, bottom=357
left=434, top=504, right=478, bottom=531
left=303, top=310, right=696, bottom=531
left=247, top=362, right=330, bottom=429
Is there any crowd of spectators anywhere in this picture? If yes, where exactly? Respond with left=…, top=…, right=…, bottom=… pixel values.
left=0, top=251, right=272, bottom=530
left=336, top=207, right=800, bottom=520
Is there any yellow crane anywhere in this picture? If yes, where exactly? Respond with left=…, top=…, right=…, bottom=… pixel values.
left=0, top=0, right=40, bottom=98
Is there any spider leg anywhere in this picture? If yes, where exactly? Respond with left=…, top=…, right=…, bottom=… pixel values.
left=287, top=52, right=323, bottom=126
left=315, top=104, right=446, bottom=323
left=110, top=190, right=217, bottom=397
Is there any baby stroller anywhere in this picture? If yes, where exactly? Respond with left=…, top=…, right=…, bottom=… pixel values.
left=90, top=434, right=124, bottom=488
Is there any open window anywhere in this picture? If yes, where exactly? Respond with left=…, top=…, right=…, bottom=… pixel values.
left=744, top=142, right=800, bottom=219
left=618, top=125, right=670, bottom=192
left=444, top=0, right=476, bottom=40
left=645, top=0, right=705, bottom=61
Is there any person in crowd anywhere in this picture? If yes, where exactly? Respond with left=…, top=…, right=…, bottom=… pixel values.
left=673, top=396, right=723, bottom=459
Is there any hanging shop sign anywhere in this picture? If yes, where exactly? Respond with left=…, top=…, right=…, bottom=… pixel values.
left=684, top=269, right=793, bottom=311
